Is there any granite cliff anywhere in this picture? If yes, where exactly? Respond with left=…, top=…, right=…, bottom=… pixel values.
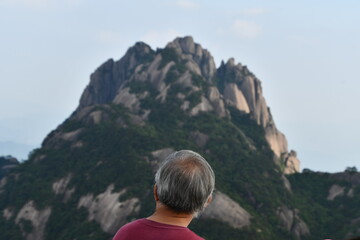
left=77, top=36, right=299, bottom=174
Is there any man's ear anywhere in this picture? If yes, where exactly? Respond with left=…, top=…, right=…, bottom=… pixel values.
left=204, top=195, right=212, bottom=208
left=153, top=184, right=159, bottom=201
left=207, top=195, right=212, bottom=204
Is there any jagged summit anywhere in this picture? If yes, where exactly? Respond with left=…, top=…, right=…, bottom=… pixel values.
left=75, top=36, right=299, bottom=173
left=78, top=41, right=154, bottom=109
left=166, top=36, right=216, bottom=80
left=78, top=36, right=215, bottom=109
left=216, top=57, right=294, bottom=166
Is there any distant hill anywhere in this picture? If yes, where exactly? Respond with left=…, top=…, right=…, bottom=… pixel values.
left=0, top=155, right=19, bottom=179
left=0, top=36, right=359, bottom=240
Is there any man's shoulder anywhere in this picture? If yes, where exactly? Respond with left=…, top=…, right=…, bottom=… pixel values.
left=116, top=219, right=144, bottom=232
left=112, top=219, right=144, bottom=240
left=113, top=219, right=204, bottom=240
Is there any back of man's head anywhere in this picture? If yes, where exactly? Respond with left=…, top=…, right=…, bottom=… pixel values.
left=155, top=150, right=215, bottom=213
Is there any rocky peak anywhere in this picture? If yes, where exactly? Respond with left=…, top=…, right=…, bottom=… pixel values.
left=217, top=58, right=269, bottom=126
left=225, top=58, right=236, bottom=67
left=217, top=58, right=299, bottom=172
left=283, top=150, right=300, bottom=174
left=128, top=42, right=152, bottom=57
left=75, top=36, right=222, bottom=120
left=77, top=42, right=154, bottom=109
left=166, top=36, right=216, bottom=80
left=74, top=36, right=300, bottom=173
left=167, top=36, right=196, bottom=55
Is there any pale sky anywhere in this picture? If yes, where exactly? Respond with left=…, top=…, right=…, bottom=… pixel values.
left=1, top=0, right=359, bottom=172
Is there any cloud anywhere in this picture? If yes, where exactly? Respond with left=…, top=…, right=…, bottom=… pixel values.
left=175, top=0, right=200, bottom=10
left=141, top=29, right=183, bottom=48
left=231, top=20, right=262, bottom=39
left=241, top=8, right=268, bottom=16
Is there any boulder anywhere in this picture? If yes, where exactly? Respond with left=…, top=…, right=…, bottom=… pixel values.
left=201, top=191, right=251, bottom=229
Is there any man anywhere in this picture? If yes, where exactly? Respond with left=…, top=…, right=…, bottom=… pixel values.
left=112, top=150, right=215, bottom=240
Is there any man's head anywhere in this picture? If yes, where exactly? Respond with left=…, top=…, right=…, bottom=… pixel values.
left=154, top=150, right=215, bottom=214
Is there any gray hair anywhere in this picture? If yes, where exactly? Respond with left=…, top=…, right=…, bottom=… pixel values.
left=155, top=150, right=215, bottom=213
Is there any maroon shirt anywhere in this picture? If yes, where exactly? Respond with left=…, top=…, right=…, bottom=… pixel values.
left=112, top=219, right=204, bottom=240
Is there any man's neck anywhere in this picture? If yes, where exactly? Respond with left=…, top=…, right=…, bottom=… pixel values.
left=147, top=203, right=194, bottom=227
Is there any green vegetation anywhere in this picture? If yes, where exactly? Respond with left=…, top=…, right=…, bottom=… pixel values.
left=61, top=120, right=83, bottom=133
left=19, top=219, right=33, bottom=233
left=185, top=90, right=202, bottom=109
left=216, top=64, right=237, bottom=93
left=288, top=172, right=360, bottom=240
left=158, top=48, right=179, bottom=69
left=0, top=156, right=19, bottom=178
left=229, top=107, right=268, bottom=148
left=345, top=166, right=358, bottom=173
left=191, top=72, right=206, bottom=88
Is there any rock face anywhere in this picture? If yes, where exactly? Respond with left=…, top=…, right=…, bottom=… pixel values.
left=166, top=36, right=216, bottom=80
left=282, top=175, right=292, bottom=192
left=190, top=96, right=214, bottom=116
left=149, top=148, right=175, bottom=171
left=217, top=59, right=296, bottom=172
left=283, top=151, right=301, bottom=174
left=74, top=36, right=300, bottom=173
left=327, top=184, right=345, bottom=200
left=77, top=184, right=140, bottom=234
left=201, top=191, right=251, bottom=229
left=78, top=42, right=154, bottom=109
left=42, top=128, right=83, bottom=149
left=207, top=86, right=227, bottom=117
left=277, top=205, right=310, bottom=239
left=52, top=173, right=75, bottom=202
left=189, top=131, right=209, bottom=148
left=15, top=201, right=52, bottom=240
left=223, top=83, right=250, bottom=113
left=52, top=174, right=72, bottom=195
left=3, top=207, right=13, bottom=220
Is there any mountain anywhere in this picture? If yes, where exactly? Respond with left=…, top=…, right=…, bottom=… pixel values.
left=0, top=36, right=359, bottom=240
left=0, top=156, right=19, bottom=179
